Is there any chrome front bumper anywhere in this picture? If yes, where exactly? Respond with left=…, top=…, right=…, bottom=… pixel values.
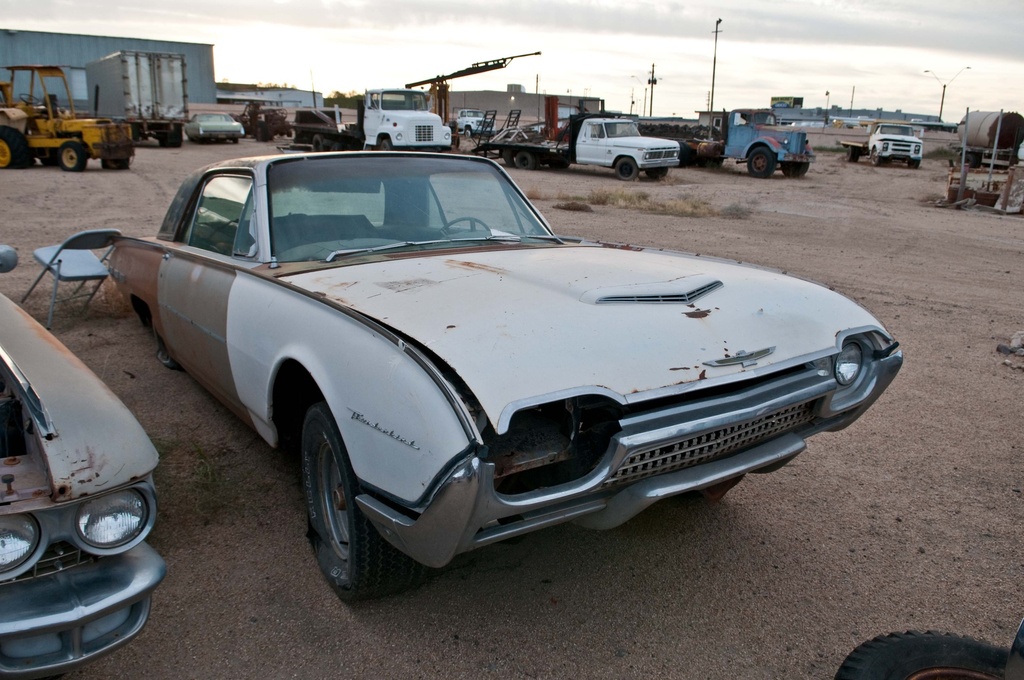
left=359, top=350, right=903, bottom=569
left=0, top=542, right=166, bottom=679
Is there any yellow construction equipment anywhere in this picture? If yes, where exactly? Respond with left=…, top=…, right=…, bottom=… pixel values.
left=0, top=65, right=134, bottom=171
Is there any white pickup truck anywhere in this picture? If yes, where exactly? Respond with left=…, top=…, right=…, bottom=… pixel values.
left=473, top=114, right=680, bottom=180
left=841, top=121, right=923, bottom=168
left=455, top=108, right=486, bottom=136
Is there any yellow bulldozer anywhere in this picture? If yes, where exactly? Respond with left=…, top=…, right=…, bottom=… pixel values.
left=0, top=65, right=134, bottom=171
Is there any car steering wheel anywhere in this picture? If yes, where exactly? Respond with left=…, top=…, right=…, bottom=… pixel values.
left=441, top=217, right=491, bottom=236
left=19, top=93, right=39, bottom=105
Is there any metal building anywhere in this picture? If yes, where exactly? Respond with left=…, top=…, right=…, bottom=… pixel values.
left=0, top=28, right=216, bottom=105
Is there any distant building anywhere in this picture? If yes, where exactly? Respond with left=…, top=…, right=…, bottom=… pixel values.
left=0, top=28, right=217, bottom=105
left=216, top=87, right=322, bottom=108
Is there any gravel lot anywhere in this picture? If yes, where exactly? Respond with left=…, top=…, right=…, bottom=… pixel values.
left=0, top=137, right=1021, bottom=679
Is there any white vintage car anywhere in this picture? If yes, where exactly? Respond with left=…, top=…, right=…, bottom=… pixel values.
left=0, top=249, right=164, bottom=677
left=108, top=152, right=902, bottom=601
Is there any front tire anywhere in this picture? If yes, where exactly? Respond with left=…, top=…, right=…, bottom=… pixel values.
left=377, top=136, right=394, bottom=151
left=908, top=159, right=921, bottom=169
left=58, top=140, right=88, bottom=172
left=645, top=167, right=669, bottom=179
left=614, top=156, right=639, bottom=181
left=301, top=402, right=426, bottom=601
left=746, top=147, right=777, bottom=178
left=835, top=631, right=1008, bottom=680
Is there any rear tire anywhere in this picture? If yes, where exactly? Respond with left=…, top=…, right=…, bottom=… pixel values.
left=0, top=126, right=32, bottom=169
left=301, top=402, right=427, bottom=601
left=846, top=146, right=860, bottom=162
left=58, top=140, right=88, bottom=172
left=835, top=631, right=1008, bottom=680
left=514, top=150, right=538, bottom=170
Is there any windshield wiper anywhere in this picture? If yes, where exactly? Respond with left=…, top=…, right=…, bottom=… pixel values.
left=325, top=240, right=441, bottom=262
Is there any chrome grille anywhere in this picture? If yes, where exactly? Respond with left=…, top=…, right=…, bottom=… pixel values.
left=645, top=149, right=678, bottom=160
left=1, top=541, right=91, bottom=585
left=414, top=125, right=434, bottom=142
left=605, top=401, right=816, bottom=487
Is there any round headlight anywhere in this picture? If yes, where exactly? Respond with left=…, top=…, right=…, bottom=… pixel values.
left=835, top=342, right=864, bottom=386
left=77, top=490, right=147, bottom=549
left=0, top=514, right=39, bottom=572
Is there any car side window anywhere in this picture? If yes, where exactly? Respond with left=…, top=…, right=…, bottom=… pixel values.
left=185, top=175, right=254, bottom=256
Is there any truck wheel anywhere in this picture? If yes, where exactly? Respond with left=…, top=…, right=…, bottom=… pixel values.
left=907, top=159, right=921, bottom=169
left=835, top=631, right=1008, bottom=680
left=781, top=162, right=810, bottom=178
left=301, top=402, right=427, bottom=601
left=0, top=126, right=32, bottom=169
left=846, top=146, right=860, bottom=162
left=312, top=134, right=326, bottom=152
left=501, top=149, right=515, bottom=166
left=645, top=167, right=669, bottom=179
left=514, top=150, right=538, bottom=170
left=614, top=157, right=639, bottom=181
left=966, top=152, right=982, bottom=169
left=58, top=140, right=89, bottom=172
left=746, top=147, right=776, bottom=178
left=378, top=137, right=394, bottom=151
left=870, top=148, right=886, bottom=166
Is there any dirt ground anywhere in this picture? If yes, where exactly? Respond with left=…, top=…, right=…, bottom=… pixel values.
left=1, top=137, right=1021, bottom=680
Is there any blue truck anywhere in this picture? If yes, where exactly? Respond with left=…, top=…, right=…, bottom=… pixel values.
left=645, top=108, right=815, bottom=178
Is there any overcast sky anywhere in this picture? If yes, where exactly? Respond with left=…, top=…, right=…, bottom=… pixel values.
left=8, top=0, right=1020, bottom=119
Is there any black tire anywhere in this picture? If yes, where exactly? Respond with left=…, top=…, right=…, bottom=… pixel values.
left=0, top=126, right=32, bottom=169
left=58, top=140, right=88, bottom=172
left=645, top=167, right=669, bottom=179
left=907, top=159, right=921, bottom=169
left=678, top=143, right=695, bottom=167
left=501, top=149, right=515, bottom=166
left=746, top=147, right=777, bottom=178
left=378, top=136, right=394, bottom=151
left=301, top=402, right=426, bottom=601
left=514, top=150, right=537, bottom=170
left=846, top=146, right=860, bottom=162
left=781, top=161, right=810, bottom=178
left=154, top=332, right=182, bottom=371
left=311, top=134, right=326, bottom=152
left=614, top=156, right=639, bottom=181
left=966, top=152, right=982, bottom=169
left=835, top=631, right=1008, bottom=680
left=870, top=148, right=885, bottom=167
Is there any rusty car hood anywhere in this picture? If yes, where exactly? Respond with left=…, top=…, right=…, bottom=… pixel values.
left=0, top=294, right=158, bottom=503
left=283, top=244, right=886, bottom=428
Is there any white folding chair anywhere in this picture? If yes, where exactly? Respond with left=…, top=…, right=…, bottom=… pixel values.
left=21, top=229, right=121, bottom=328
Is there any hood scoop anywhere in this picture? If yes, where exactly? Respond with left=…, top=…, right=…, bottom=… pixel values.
left=581, top=276, right=723, bottom=305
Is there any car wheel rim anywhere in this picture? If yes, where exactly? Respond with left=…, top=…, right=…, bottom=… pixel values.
left=316, top=436, right=350, bottom=562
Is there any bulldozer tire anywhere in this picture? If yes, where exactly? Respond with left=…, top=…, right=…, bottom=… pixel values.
left=0, top=126, right=32, bottom=169
left=58, top=140, right=89, bottom=172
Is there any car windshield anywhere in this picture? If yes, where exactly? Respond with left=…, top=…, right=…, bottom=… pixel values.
left=604, top=121, right=641, bottom=138
left=878, top=125, right=914, bottom=136
left=197, top=113, right=234, bottom=123
left=266, top=156, right=555, bottom=262
left=380, top=91, right=428, bottom=111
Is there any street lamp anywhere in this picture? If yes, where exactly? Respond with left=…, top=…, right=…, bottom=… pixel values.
left=710, top=18, right=722, bottom=115
left=924, top=67, right=970, bottom=122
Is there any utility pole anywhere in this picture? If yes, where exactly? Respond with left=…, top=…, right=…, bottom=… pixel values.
left=647, top=63, right=657, bottom=117
left=710, top=18, right=722, bottom=114
left=849, top=85, right=855, bottom=117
